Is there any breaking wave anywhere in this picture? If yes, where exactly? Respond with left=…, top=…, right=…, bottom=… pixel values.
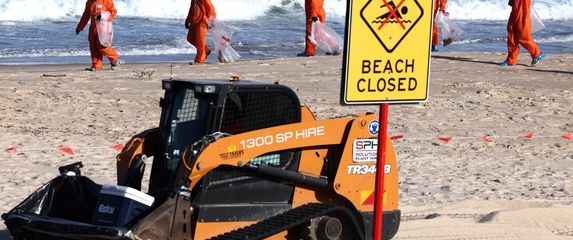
left=0, top=0, right=571, bottom=22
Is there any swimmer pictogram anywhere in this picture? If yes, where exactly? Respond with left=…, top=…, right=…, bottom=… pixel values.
left=361, top=0, right=424, bottom=52
left=375, top=0, right=411, bottom=30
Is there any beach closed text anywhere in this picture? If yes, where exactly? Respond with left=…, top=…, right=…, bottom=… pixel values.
left=357, top=59, right=418, bottom=92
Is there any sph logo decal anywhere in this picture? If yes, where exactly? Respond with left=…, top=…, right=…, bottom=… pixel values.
left=368, top=120, right=379, bottom=135
left=353, top=139, right=378, bottom=163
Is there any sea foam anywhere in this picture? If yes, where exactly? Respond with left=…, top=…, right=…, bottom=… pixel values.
left=1, top=0, right=571, bottom=22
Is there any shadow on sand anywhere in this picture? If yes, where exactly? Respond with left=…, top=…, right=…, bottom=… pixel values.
left=432, top=55, right=500, bottom=66
left=432, top=55, right=572, bottom=70
left=527, top=68, right=573, bottom=75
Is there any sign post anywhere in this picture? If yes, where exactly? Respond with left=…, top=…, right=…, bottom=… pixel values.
left=341, top=0, right=433, bottom=238
left=373, top=103, right=389, bottom=239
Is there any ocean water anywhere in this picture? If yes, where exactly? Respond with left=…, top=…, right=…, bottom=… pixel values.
left=0, top=0, right=572, bottom=65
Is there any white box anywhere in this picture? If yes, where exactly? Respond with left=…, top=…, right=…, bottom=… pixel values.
left=92, top=185, right=154, bottom=226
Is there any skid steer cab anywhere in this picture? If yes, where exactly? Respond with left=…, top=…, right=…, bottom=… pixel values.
left=3, top=78, right=400, bottom=240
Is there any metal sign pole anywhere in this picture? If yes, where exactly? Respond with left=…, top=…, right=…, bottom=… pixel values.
left=373, top=103, right=389, bottom=240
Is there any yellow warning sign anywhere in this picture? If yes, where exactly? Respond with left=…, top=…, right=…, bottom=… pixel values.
left=341, top=0, right=433, bottom=104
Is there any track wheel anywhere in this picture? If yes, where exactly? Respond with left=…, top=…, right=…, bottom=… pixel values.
left=315, top=216, right=343, bottom=240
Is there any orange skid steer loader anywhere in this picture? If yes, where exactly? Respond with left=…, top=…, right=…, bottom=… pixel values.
left=3, top=79, right=400, bottom=239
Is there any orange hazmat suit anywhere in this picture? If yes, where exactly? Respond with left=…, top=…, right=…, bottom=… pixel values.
left=186, top=0, right=217, bottom=63
left=432, top=0, right=447, bottom=47
left=76, top=0, right=119, bottom=71
left=504, top=0, right=541, bottom=65
left=303, top=0, right=326, bottom=56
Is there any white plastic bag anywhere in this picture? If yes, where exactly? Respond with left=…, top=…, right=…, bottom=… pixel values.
left=309, top=21, right=343, bottom=55
left=96, top=11, right=113, bottom=47
left=210, top=19, right=241, bottom=63
left=435, top=11, right=462, bottom=47
left=530, top=7, right=545, bottom=34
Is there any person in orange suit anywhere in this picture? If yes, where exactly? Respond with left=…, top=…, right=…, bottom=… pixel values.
left=431, top=0, right=447, bottom=52
left=500, top=0, right=545, bottom=66
left=297, top=0, right=326, bottom=57
left=76, top=0, right=120, bottom=71
left=185, top=0, right=217, bottom=64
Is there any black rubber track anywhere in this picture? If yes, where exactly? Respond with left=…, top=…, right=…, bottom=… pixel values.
left=209, top=203, right=364, bottom=240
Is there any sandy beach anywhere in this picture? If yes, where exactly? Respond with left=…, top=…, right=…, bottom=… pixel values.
left=0, top=52, right=572, bottom=239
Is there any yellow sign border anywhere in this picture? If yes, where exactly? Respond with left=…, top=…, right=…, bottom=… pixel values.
left=340, top=0, right=434, bottom=105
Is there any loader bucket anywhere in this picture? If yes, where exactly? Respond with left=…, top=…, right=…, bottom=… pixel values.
left=2, top=176, right=132, bottom=240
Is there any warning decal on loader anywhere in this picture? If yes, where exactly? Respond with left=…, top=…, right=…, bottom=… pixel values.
left=361, top=190, right=387, bottom=205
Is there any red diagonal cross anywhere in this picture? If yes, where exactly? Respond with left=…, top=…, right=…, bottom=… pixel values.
left=378, top=0, right=406, bottom=30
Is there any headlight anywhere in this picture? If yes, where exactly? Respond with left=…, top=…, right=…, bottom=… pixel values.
left=203, top=85, right=216, bottom=93
left=162, top=80, right=173, bottom=90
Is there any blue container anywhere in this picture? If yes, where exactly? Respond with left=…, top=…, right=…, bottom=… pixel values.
left=92, top=185, right=154, bottom=226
